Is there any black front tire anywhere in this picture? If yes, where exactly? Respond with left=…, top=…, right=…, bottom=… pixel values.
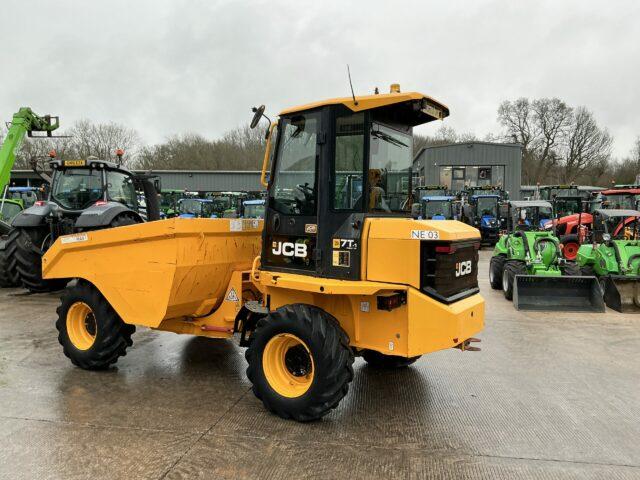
left=56, top=281, right=135, bottom=370
left=489, top=255, right=507, bottom=290
left=10, top=227, right=68, bottom=293
left=561, top=261, right=581, bottom=276
left=502, top=260, right=527, bottom=301
left=245, top=304, right=354, bottom=422
left=362, top=349, right=421, bottom=368
left=0, top=238, right=19, bottom=288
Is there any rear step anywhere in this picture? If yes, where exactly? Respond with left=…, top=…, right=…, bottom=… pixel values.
left=602, top=276, right=640, bottom=313
left=513, top=275, right=605, bottom=312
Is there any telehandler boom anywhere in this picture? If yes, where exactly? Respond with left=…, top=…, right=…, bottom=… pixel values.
left=43, top=85, right=485, bottom=421
left=0, top=107, right=59, bottom=194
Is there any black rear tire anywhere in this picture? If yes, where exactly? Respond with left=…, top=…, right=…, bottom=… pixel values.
left=245, top=303, right=354, bottom=422
left=0, top=236, right=19, bottom=288
left=489, top=255, right=506, bottom=290
left=502, top=260, right=527, bottom=300
left=11, top=227, right=68, bottom=293
left=56, top=281, right=135, bottom=370
left=561, top=261, right=581, bottom=276
left=361, top=349, right=420, bottom=368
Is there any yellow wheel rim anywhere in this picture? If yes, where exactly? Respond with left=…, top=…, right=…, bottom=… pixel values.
left=262, top=333, right=314, bottom=398
left=66, top=302, right=97, bottom=350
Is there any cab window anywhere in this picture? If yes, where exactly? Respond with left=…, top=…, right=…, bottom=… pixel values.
left=369, top=122, right=412, bottom=213
left=52, top=168, right=103, bottom=210
left=107, top=171, right=137, bottom=209
left=270, top=113, right=319, bottom=216
left=333, top=113, right=364, bottom=210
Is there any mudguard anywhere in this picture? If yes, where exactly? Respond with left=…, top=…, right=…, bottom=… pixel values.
left=11, top=202, right=56, bottom=227
left=75, top=202, right=142, bottom=228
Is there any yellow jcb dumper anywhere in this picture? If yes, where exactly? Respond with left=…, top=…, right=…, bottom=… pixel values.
left=43, top=85, right=484, bottom=421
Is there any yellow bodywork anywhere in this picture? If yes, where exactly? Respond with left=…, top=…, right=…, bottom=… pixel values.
left=43, top=217, right=484, bottom=357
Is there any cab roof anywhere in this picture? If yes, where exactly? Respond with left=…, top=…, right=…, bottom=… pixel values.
left=510, top=200, right=552, bottom=209
left=422, top=195, right=455, bottom=201
left=595, top=208, right=640, bottom=218
left=279, top=88, right=449, bottom=126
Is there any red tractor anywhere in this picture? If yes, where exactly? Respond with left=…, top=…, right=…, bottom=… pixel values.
left=544, top=196, right=592, bottom=260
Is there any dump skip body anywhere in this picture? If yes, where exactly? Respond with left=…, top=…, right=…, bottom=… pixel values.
left=43, top=218, right=263, bottom=327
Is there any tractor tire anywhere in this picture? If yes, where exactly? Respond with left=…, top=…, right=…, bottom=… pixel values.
left=489, top=255, right=507, bottom=290
left=245, top=303, right=354, bottom=422
left=361, top=349, right=421, bottom=368
left=56, top=281, right=135, bottom=370
left=502, top=260, right=526, bottom=301
left=0, top=238, right=19, bottom=288
left=109, top=214, right=140, bottom=228
left=10, top=227, right=68, bottom=293
left=560, top=234, right=580, bottom=261
left=561, top=261, right=581, bottom=276
left=580, top=265, right=595, bottom=277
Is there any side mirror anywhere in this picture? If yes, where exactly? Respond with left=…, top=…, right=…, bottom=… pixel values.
left=154, top=178, right=162, bottom=193
left=250, top=105, right=266, bottom=129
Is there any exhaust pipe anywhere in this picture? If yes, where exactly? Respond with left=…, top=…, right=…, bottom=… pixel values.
left=513, top=275, right=605, bottom=312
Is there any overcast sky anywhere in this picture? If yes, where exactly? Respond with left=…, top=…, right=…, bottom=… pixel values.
left=2, top=0, right=638, bottom=158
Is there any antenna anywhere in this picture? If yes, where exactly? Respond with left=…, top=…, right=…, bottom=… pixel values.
left=347, top=65, right=358, bottom=106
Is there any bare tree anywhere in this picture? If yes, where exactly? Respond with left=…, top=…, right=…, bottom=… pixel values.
left=498, top=98, right=573, bottom=184
left=136, top=124, right=266, bottom=171
left=560, top=107, right=612, bottom=183
left=70, top=119, right=140, bottom=166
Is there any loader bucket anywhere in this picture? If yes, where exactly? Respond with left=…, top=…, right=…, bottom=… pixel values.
left=513, top=275, right=605, bottom=312
left=601, top=276, right=640, bottom=313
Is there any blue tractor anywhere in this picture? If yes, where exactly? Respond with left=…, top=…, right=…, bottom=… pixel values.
left=462, top=194, right=502, bottom=245
left=418, top=195, right=458, bottom=220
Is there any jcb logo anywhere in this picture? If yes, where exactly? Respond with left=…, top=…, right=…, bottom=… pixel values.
left=272, top=241, right=308, bottom=258
left=455, top=260, right=472, bottom=277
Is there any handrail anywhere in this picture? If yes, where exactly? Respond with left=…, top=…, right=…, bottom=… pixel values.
left=260, top=122, right=277, bottom=188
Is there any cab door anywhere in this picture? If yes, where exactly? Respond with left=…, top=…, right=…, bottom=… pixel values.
left=261, top=111, right=322, bottom=274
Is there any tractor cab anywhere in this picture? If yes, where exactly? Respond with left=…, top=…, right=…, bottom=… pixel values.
left=242, top=199, right=265, bottom=219
left=7, top=186, right=42, bottom=208
left=507, top=200, right=553, bottom=231
left=414, top=185, right=448, bottom=198
left=591, top=209, right=640, bottom=243
left=178, top=198, right=218, bottom=218
left=419, top=195, right=456, bottom=220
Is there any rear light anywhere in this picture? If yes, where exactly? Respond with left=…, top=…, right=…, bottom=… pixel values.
left=436, top=244, right=457, bottom=254
left=377, top=292, right=407, bottom=311
left=94, top=200, right=108, bottom=206
left=34, top=201, right=46, bottom=206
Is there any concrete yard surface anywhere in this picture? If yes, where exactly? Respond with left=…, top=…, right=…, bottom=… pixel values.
left=0, top=250, right=639, bottom=479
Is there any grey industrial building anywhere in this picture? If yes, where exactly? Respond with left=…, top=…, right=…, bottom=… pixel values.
left=413, top=142, right=523, bottom=199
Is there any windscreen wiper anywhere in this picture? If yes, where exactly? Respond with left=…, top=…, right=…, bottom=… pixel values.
left=371, top=129, right=408, bottom=148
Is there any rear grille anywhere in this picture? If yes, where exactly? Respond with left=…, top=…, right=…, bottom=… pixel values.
left=420, top=240, right=480, bottom=303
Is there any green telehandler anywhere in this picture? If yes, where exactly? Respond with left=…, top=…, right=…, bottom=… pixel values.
left=577, top=209, right=640, bottom=312
left=489, top=200, right=604, bottom=312
left=0, top=108, right=60, bottom=287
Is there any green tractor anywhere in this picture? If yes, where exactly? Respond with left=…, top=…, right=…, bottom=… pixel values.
left=159, top=189, right=184, bottom=218
left=489, top=200, right=603, bottom=311
left=577, top=209, right=640, bottom=312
